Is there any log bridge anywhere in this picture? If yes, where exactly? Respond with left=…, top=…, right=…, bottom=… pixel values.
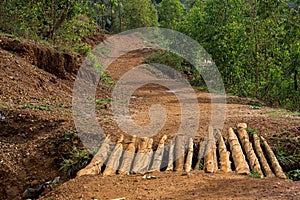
left=77, top=123, right=286, bottom=179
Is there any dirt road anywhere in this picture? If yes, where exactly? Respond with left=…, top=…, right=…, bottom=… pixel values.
left=41, top=47, right=300, bottom=199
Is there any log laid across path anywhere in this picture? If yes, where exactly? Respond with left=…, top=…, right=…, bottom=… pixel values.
left=77, top=123, right=286, bottom=179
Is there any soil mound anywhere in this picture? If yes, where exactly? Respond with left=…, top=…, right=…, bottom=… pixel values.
left=0, top=36, right=80, bottom=79
left=0, top=32, right=106, bottom=199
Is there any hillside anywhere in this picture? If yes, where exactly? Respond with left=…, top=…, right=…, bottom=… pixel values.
left=0, top=35, right=107, bottom=199
left=0, top=35, right=299, bottom=199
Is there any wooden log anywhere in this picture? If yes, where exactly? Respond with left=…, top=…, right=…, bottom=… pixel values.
left=261, top=136, right=286, bottom=179
left=137, top=138, right=153, bottom=174
left=204, top=126, right=218, bottom=173
left=228, top=128, right=250, bottom=175
left=149, top=135, right=167, bottom=172
left=217, top=130, right=231, bottom=173
left=237, top=123, right=263, bottom=177
left=77, top=135, right=111, bottom=176
left=166, top=140, right=175, bottom=171
left=147, top=138, right=154, bottom=171
left=213, top=130, right=219, bottom=172
left=174, top=135, right=185, bottom=172
left=185, top=138, right=194, bottom=173
left=195, top=140, right=206, bottom=170
left=131, top=137, right=149, bottom=174
left=252, top=134, right=275, bottom=177
left=103, top=134, right=124, bottom=176
left=118, top=135, right=137, bottom=175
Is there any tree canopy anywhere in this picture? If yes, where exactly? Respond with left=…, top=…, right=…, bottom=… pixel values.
left=0, top=0, right=299, bottom=109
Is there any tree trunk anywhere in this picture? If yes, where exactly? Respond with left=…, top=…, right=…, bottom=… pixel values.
left=51, top=0, right=56, bottom=43
left=137, top=138, right=153, bottom=174
left=118, top=0, right=122, bottom=32
left=294, top=68, right=298, bottom=91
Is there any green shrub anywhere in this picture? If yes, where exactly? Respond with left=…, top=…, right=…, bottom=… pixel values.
left=75, top=44, right=92, bottom=55
left=145, top=51, right=203, bottom=86
left=54, top=15, right=97, bottom=55
left=287, top=169, right=300, bottom=181
left=59, top=146, right=92, bottom=178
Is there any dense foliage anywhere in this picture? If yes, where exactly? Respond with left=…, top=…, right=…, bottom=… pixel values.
left=159, top=0, right=185, bottom=30
left=0, top=0, right=299, bottom=109
left=180, top=0, right=300, bottom=109
left=122, top=0, right=158, bottom=30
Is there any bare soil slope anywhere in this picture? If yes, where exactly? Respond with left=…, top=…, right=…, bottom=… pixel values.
left=0, top=35, right=109, bottom=199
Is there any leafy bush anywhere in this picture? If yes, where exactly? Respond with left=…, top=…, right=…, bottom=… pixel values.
left=276, top=151, right=299, bottom=172
left=159, top=0, right=185, bottom=30
left=287, top=169, right=300, bottom=181
left=75, top=44, right=92, bottom=55
left=122, top=0, right=158, bottom=30
left=180, top=0, right=300, bottom=110
left=54, top=130, right=93, bottom=178
left=145, top=50, right=203, bottom=86
left=54, top=15, right=97, bottom=55
left=59, top=146, right=92, bottom=178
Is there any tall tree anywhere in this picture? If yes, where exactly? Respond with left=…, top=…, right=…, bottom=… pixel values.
left=122, top=0, right=158, bottom=30
left=180, top=0, right=300, bottom=108
left=0, top=0, right=88, bottom=41
left=159, top=0, right=185, bottom=30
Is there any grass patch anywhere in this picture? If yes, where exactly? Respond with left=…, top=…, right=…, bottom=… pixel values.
left=246, top=128, right=258, bottom=136
left=199, top=162, right=204, bottom=170
left=268, top=109, right=300, bottom=118
left=34, top=97, right=46, bottom=101
left=268, top=133, right=299, bottom=181
left=194, top=85, right=209, bottom=92
left=21, top=104, right=35, bottom=109
left=21, top=103, right=53, bottom=111
left=96, top=97, right=112, bottom=105
left=247, top=100, right=262, bottom=107
left=38, top=105, right=52, bottom=111
left=249, top=170, right=261, bottom=178
left=96, top=97, right=112, bottom=109
left=63, top=130, right=79, bottom=141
